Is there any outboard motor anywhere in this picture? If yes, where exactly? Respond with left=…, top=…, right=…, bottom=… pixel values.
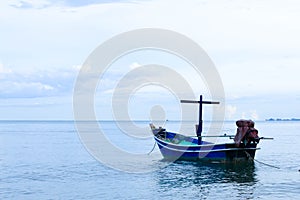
left=234, top=119, right=260, bottom=146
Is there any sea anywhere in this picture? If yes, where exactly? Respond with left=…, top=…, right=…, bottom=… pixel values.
left=1, top=120, right=300, bottom=200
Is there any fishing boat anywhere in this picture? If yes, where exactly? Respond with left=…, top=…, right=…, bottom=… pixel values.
left=150, top=95, right=271, bottom=163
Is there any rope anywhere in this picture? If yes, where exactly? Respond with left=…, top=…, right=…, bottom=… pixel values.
left=148, top=141, right=157, bottom=155
left=253, top=159, right=280, bottom=169
left=244, top=151, right=280, bottom=169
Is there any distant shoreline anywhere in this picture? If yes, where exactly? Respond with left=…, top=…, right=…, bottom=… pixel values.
left=265, top=118, right=300, bottom=121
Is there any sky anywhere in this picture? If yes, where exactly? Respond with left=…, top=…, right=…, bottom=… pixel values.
left=1, top=0, right=300, bottom=121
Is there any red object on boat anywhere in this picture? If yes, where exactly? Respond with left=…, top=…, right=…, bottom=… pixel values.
left=234, top=119, right=259, bottom=146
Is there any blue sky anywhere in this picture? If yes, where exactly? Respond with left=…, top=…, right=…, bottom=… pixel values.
left=1, top=0, right=300, bottom=120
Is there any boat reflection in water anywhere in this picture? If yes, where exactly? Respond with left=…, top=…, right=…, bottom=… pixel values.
left=155, top=161, right=257, bottom=199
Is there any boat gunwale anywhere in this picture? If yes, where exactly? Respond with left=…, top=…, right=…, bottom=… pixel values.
left=155, top=138, right=260, bottom=153
left=153, top=134, right=238, bottom=148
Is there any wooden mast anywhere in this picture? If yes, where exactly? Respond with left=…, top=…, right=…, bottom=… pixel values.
left=181, top=95, right=220, bottom=145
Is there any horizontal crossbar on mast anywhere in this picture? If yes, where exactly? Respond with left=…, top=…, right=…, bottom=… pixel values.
left=180, top=95, right=220, bottom=145
left=180, top=100, right=220, bottom=104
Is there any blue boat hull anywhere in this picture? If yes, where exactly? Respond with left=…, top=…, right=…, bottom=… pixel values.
left=152, top=129, right=259, bottom=163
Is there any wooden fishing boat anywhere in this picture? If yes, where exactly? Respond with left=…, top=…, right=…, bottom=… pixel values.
left=150, top=95, right=270, bottom=163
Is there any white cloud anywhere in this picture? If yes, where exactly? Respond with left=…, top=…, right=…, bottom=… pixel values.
left=129, top=62, right=142, bottom=70
left=241, top=112, right=246, bottom=119
left=0, top=63, right=12, bottom=74
left=0, top=81, right=54, bottom=98
left=218, top=56, right=300, bottom=98
left=233, top=110, right=259, bottom=121
left=1, top=0, right=299, bottom=97
left=1, top=0, right=300, bottom=119
left=250, top=110, right=259, bottom=120
left=226, top=105, right=237, bottom=119
left=0, top=64, right=79, bottom=98
left=72, top=65, right=81, bottom=71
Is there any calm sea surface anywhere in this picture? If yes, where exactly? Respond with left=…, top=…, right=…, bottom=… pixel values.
left=1, top=120, right=300, bottom=200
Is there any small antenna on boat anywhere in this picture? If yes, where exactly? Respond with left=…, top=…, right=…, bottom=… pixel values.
left=181, top=95, right=219, bottom=144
